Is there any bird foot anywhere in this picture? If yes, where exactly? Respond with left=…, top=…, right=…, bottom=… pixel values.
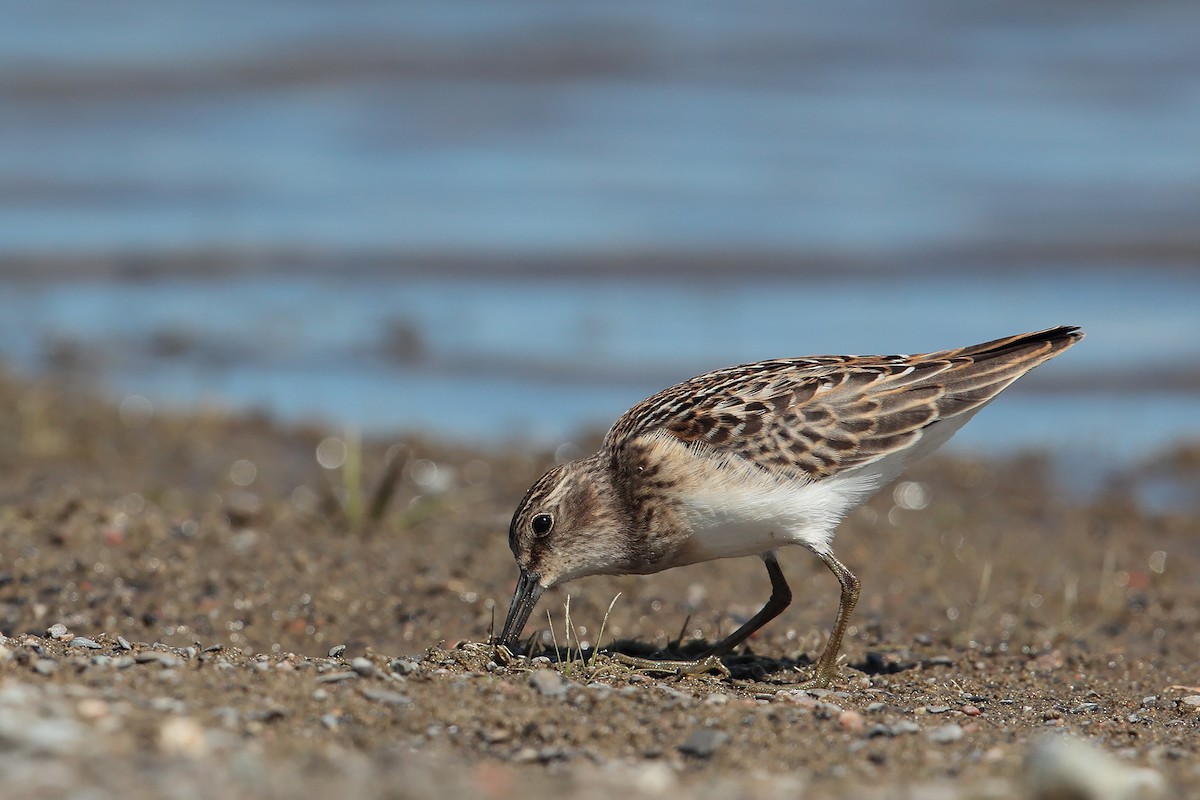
left=612, top=652, right=731, bottom=679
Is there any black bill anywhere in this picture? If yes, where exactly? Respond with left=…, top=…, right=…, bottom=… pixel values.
left=499, top=569, right=545, bottom=649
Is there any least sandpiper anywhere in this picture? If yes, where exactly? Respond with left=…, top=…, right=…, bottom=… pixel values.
left=499, top=325, right=1083, bottom=686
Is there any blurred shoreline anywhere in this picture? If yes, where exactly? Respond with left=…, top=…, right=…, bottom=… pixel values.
left=4, top=243, right=1200, bottom=283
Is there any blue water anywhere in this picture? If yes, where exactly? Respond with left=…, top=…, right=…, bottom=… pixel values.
left=2, top=1, right=1199, bottom=463
left=2, top=1, right=1199, bottom=254
left=2, top=269, right=1198, bottom=460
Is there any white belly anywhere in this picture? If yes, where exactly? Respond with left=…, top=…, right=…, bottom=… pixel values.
left=670, top=464, right=884, bottom=565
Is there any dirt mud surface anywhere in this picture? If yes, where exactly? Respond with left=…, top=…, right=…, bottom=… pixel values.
left=2, top=368, right=1198, bottom=798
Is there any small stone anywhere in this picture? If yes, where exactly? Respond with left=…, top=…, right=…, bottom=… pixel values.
left=247, top=707, right=287, bottom=722
left=530, top=656, right=552, bottom=667
left=815, top=701, right=844, bottom=719
left=865, top=702, right=886, bottom=713
left=962, top=704, right=983, bottom=717
left=33, top=658, right=58, bottom=676
left=69, top=637, right=102, bottom=650
left=529, top=669, right=566, bottom=698
left=1178, top=695, right=1200, bottom=709
left=117, top=637, right=132, bottom=651
left=838, top=710, right=865, bottom=732
left=891, top=720, right=921, bottom=735
left=679, top=729, right=729, bottom=758
left=705, top=693, right=730, bottom=706
left=134, top=652, right=181, bottom=668
left=315, top=671, right=358, bottom=684
left=158, top=717, right=209, bottom=758
left=76, top=698, right=109, bottom=719
left=1026, top=735, right=1165, bottom=799
left=47, top=623, right=71, bottom=640
left=321, top=713, right=340, bottom=730
left=1141, top=696, right=1159, bottom=709
left=1071, top=703, right=1100, bottom=714
left=328, top=644, right=347, bottom=658
left=390, top=659, right=419, bottom=675
left=351, top=657, right=376, bottom=677
left=513, top=747, right=539, bottom=763
left=361, top=687, right=412, bottom=706
left=928, top=723, right=964, bottom=744
left=927, top=705, right=951, bottom=714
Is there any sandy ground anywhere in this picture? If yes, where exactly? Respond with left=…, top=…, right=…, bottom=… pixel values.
left=1, top=367, right=1198, bottom=798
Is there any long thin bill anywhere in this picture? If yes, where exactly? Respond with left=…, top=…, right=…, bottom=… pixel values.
left=499, top=570, right=545, bottom=649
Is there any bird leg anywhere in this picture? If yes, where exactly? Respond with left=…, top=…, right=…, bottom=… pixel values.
left=795, top=547, right=860, bottom=689
left=613, top=551, right=791, bottom=677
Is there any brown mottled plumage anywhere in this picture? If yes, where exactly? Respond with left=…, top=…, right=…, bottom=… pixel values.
left=500, top=326, right=1084, bottom=686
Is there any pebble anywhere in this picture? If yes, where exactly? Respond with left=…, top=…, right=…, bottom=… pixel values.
left=350, top=657, right=376, bottom=677
left=328, top=644, right=347, bottom=658
left=678, top=728, right=730, bottom=758
left=247, top=707, right=287, bottom=722
left=76, top=698, right=109, bottom=719
left=926, top=705, right=951, bottom=714
left=134, top=652, right=182, bottom=668
left=1026, top=735, right=1165, bottom=799
left=1178, top=695, right=1200, bottom=709
left=69, top=637, right=102, bottom=650
left=866, top=723, right=895, bottom=738
left=0, top=716, right=85, bottom=755
left=47, top=623, right=71, bottom=640
left=815, top=701, right=844, bottom=719
left=390, top=659, right=419, bottom=675
left=361, top=687, right=412, bottom=707
left=927, top=723, right=965, bottom=744
left=865, top=702, right=886, bottom=713
left=158, top=717, right=209, bottom=758
left=1141, top=696, right=1159, bottom=708
left=315, top=671, right=358, bottom=684
left=838, top=710, right=865, bottom=732
left=891, top=720, right=921, bottom=735
left=529, top=669, right=567, bottom=698
left=962, top=704, right=983, bottom=717
left=33, top=658, right=58, bottom=676
left=117, top=636, right=132, bottom=651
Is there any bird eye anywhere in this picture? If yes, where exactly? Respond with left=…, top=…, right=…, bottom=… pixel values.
left=531, top=513, right=554, bottom=537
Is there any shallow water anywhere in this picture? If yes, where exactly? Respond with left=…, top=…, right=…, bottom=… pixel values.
left=2, top=1, right=1199, bottom=464
left=2, top=269, right=1198, bottom=464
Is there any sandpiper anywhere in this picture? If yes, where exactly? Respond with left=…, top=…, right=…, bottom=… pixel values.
left=498, top=326, right=1083, bottom=686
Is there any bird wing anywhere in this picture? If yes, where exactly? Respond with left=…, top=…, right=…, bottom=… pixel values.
left=604, top=326, right=1083, bottom=481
